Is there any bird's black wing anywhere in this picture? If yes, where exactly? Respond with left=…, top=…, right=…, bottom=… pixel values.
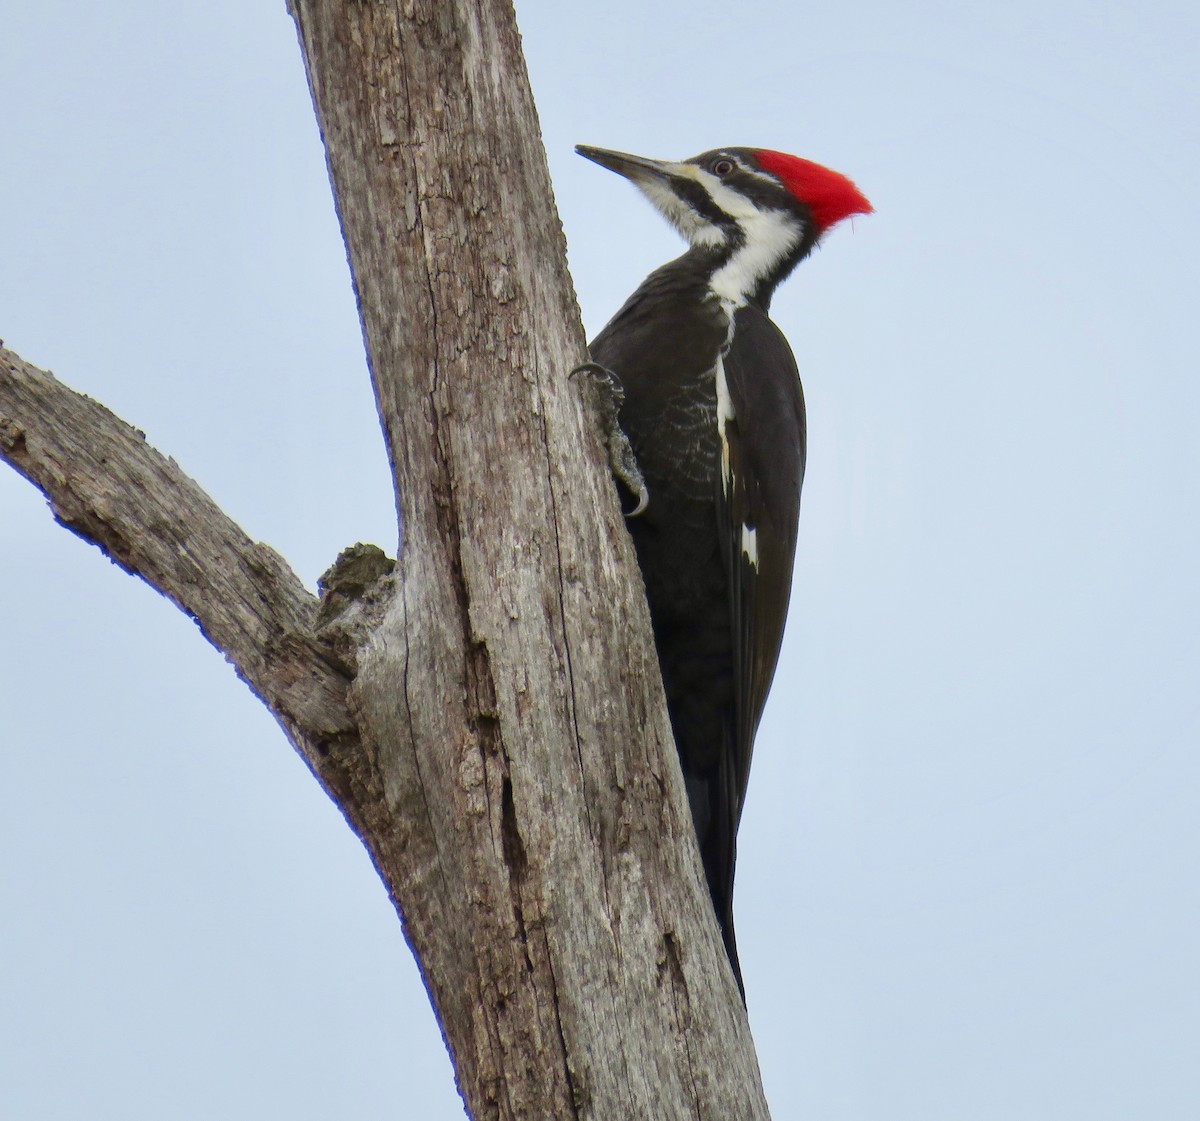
left=717, top=305, right=806, bottom=844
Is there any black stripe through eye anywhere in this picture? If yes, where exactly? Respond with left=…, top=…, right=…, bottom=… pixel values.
left=670, top=175, right=739, bottom=229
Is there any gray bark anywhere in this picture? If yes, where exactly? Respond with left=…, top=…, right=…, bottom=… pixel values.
left=0, top=1, right=772, bottom=1117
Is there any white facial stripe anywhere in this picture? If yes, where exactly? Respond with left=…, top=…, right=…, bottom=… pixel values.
left=708, top=208, right=803, bottom=308
left=666, top=163, right=804, bottom=307
left=741, top=524, right=759, bottom=569
left=633, top=159, right=804, bottom=301
left=676, top=160, right=785, bottom=216
left=694, top=170, right=763, bottom=220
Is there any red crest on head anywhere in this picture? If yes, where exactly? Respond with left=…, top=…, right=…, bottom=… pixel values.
left=755, top=149, right=873, bottom=233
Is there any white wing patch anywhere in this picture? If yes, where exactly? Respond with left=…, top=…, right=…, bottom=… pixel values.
left=741, top=523, right=759, bottom=569
left=716, top=355, right=735, bottom=494
left=719, top=358, right=758, bottom=571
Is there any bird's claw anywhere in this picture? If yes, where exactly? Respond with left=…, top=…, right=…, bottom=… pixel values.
left=570, top=361, right=649, bottom=517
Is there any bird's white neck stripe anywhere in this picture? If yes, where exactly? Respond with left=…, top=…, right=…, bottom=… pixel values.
left=708, top=208, right=801, bottom=308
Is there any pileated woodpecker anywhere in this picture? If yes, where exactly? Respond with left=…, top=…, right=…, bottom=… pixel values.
left=577, top=144, right=871, bottom=995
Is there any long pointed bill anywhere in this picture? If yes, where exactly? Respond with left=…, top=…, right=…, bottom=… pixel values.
left=575, top=145, right=673, bottom=186
left=576, top=144, right=727, bottom=249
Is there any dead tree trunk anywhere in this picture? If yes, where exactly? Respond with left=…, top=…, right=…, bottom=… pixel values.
left=1, top=1, right=772, bottom=1117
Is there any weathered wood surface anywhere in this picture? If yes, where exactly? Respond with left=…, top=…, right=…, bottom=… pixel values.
left=0, top=1, right=772, bottom=1117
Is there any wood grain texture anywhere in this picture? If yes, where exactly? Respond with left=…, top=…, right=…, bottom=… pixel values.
left=1, top=1, right=774, bottom=1116
left=287, top=1, right=770, bottom=1115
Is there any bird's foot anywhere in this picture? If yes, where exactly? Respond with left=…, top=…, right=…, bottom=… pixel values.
left=570, top=361, right=649, bottom=516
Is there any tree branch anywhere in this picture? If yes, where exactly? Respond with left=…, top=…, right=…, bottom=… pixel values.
left=0, top=346, right=354, bottom=761
left=3, top=0, right=775, bottom=1114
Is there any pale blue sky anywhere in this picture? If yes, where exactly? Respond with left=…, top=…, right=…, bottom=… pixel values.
left=3, top=2, right=1198, bottom=1118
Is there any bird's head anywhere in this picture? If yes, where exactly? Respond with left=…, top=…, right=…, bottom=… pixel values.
left=577, top=144, right=872, bottom=306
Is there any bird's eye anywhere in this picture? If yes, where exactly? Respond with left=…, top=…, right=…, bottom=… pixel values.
left=712, top=158, right=736, bottom=177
